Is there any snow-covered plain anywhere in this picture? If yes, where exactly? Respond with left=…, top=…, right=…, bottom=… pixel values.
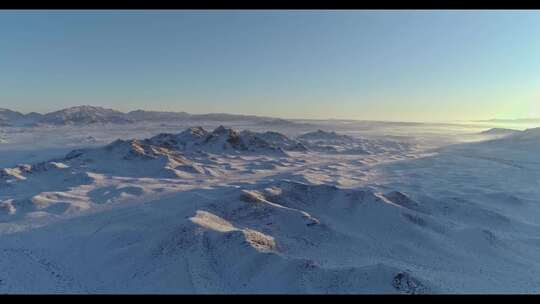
left=1, top=118, right=540, bottom=294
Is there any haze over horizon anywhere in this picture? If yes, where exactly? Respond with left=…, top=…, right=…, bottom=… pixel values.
left=1, top=10, right=539, bottom=122
left=3, top=104, right=540, bottom=125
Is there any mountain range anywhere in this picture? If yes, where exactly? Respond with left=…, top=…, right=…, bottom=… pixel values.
left=0, top=105, right=293, bottom=127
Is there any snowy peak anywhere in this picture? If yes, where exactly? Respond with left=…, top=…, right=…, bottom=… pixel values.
left=40, top=105, right=133, bottom=125
left=182, top=126, right=209, bottom=138
left=202, top=126, right=286, bottom=155
left=149, top=127, right=209, bottom=148
left=137, top=126, right=295, bottom=156
left=244, top=130, right=308, bottom=152
left=61, top=137, right=205, bottom=178
left=207, top=125, right=233, bottom=139
left=49, top=126, right=297, bottom=178
left=103, top=139, right=192, bottom=166
left=148, top=126, right=303, bottom=154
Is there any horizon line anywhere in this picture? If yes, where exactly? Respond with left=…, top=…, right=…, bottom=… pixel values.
left=2, top=104, right=539, bottom=125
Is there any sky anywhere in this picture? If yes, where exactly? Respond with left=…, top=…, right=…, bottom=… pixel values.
left=1, top=10, right=539, bottom=122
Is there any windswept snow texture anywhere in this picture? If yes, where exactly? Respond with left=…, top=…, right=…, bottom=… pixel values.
left=297, top=129, right=415, bottom=155
left=1, top=121, right=540, bottom=294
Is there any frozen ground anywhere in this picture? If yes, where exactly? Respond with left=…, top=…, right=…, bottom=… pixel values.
left=0, top=119, right=539, bottom=293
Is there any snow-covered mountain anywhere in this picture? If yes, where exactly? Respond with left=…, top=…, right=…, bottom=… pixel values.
left=0, top=126, right=296, bottom=185
left=245, top=130, right=308, bottom=152
left=0, top=108, right=25, bottom=122
left=2, top=121, right=540, bottom=293
left=126, top=109, right=191, bottom=121
left=0, top=108, right=43, bottom=126
left=479, top=128, right=520, bottom=136
left=132, top=111, right=304, bottom=126
left=0, top=106, right=301, bottom=127
left=0, top=125, right=421, bottom=224
left=0, top=178, right=434, bottom=293
left=188, top=113, right=271, bottom=122
left=63, top=139, right=208, bottom=179
left=147, top=126, right=290, bottom=156
left=40, top=106, right=133, bottom=125
left=41, top=125, right=297, bottom=179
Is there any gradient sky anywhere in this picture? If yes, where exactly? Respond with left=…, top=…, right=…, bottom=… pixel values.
left=1, top=10, right=539, bottom=122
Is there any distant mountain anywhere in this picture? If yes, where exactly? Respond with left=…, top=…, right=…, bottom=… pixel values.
left=476, top=127, right=540, bottom=153
left=126, top=110, right=284, bottom=124
left=258, top=118, right=318, bottom=129
left=40, top=105, right=133, bottom=125
left=506, top=127, right=540, bottom=141
left=126, top=109, right=190, bottom=121
left=479, top=128, right=521, bottom=136
left=0, top=108, right=43, bottom=126
left=0, top=106, right=301, bottom=127
left=188, top=113, right=270, bottom=122
left=24, top=112, right=44, bottom=121
left=0, top=108, right=24, bottom=121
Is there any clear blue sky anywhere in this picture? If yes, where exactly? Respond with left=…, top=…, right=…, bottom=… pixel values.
left=1, top=10, right=539, bottom=122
